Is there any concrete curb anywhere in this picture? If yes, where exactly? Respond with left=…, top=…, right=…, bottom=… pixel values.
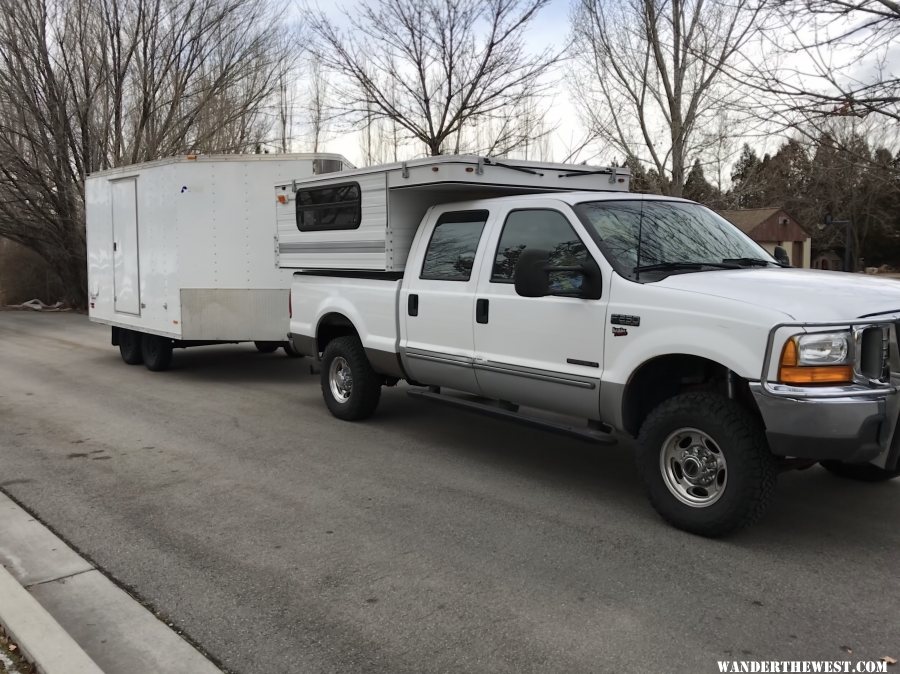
left=0, top=492, right=221, bottom=674
left=0, top=563, right=104, bottom=674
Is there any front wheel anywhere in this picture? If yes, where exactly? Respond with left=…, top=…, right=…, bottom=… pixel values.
left=820, top=461, right=900, bottom=482
left=142, top=334, right=174, bottom=372
left=320, top=336, right=381, bottom=420
left=118, top=329, right=144, bottom=365
left=635, top=392, right=777, bottom=537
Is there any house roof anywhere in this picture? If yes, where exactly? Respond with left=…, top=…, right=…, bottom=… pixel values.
left=717, top=208, right=783, bottom=235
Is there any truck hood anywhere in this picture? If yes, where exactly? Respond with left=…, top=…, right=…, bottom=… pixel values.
left=656, top=268, right=900, bottom=322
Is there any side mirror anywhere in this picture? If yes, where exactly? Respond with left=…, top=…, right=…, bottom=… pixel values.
left=774, top=245, right=790, bottom=267
left=513, top=248, right=602, bottom=300
left=514, top=248, right=552, bottom=297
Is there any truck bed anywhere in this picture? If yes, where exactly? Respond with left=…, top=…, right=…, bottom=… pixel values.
left=290, top=272, right=403, bottom=359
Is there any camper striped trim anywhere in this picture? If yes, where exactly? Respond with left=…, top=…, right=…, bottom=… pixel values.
left=279, top=240, right=386, bottom=254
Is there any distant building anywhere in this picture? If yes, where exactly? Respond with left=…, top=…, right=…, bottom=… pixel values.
left=718, top=207, right=812, bottom=268
left=811, top=250, right=843, bottom=271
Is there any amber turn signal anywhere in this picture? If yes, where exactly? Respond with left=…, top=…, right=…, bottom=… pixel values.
left=778, top=339, right=853, bottom=384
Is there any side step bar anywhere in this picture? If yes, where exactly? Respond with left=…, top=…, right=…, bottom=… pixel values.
left=407, top=388, right=616, bottom=445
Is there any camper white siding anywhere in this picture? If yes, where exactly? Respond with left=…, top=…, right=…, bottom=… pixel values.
left=275, top=156, right=630, bottom=272
left=276, top=172, right=389, bottom=270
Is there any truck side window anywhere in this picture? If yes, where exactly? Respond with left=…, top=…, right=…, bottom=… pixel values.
left=420, top=210, right=489, bottom=281
left=491, top=209, right=590, bottom=288
left=296, top=182, right=361, bottom=231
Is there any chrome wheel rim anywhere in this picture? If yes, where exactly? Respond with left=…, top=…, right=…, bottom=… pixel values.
left=660, top=427, right=727, bottom=507
left=329, top=357, right=353, bottom=403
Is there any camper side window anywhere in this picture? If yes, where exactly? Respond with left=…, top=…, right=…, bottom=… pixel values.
left=420, top=210, right=489, bottom=282
left=296, top=182, right=361, bottom=231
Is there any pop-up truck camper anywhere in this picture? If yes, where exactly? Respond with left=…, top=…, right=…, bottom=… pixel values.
left=86, top=153, right=351, bottom=370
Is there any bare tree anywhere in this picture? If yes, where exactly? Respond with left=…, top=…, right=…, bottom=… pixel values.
left=0, top=0, right=289, bottom=307
left=308, top=0, right=558, bottom=157
left=305, top=55, right=330, bottom=154
left=743, top=0, right=899, bottom=124
left=571, top=0, right=766, bottom=196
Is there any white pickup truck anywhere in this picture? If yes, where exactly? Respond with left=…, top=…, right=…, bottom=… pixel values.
left=279, top=157, right=900, bottom=536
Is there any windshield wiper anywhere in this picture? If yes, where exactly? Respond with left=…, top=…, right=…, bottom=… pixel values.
left=634, top=261, right=741, bottom=274
left=722, top=257, right=782, bottom=268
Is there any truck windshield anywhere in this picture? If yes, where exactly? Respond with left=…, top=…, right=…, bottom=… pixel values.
left=573, top=200, right=777, bottom=281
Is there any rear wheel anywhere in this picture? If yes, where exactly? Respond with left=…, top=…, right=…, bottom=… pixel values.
left=320, top=336, right=381, bottom=420
left=118, top=329, right=144, bottom=365
left=254, top=341, right=279, bottom=353
left=142, top=334, right=173, bottom=372
left=635, top=392, right=777, bottom=537
left=820, top=461, right=900, bottom=482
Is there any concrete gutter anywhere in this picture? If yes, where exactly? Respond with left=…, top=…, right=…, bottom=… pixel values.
left=0, top=563, right=103, bottom=674
left=0, top=492, right=221, bottom=674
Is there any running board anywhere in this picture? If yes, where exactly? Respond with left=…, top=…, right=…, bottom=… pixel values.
left=407, top=389, right=616, bottom=445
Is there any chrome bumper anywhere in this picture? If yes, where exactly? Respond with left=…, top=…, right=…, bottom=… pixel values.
left=752, top=315, right=900, bottom=469
left=750, top=384, right=898, bottom=466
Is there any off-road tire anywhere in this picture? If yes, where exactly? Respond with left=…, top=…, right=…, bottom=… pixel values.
left=254, top=341, right=279, bottom=353
left=636, top=392, right=777, bottom=537
left=118, top=329, right=144, bottom=365
left=320, top=336, right=381, bottom=420
left=820, top=461, right=900, bottom=482
left=142, top=334, right=174, bottom=372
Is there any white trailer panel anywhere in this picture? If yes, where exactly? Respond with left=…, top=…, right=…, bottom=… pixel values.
left=88, top=153, right=350, bottom=341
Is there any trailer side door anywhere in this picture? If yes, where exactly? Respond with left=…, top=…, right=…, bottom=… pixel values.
left=111, top=178, right=141, bottom=315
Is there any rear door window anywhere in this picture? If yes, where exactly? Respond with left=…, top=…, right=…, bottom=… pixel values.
left=420, top=210, right=489, bottom=281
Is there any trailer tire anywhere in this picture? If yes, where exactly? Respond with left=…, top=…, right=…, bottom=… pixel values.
left=635, top=392, right=777, bottom=537
left=142, top=334, right=174, bottom=372
left=320, top=336, right=381, bottom=420
left=820, top=461, right=900, bottom=482
left=254, top=341, right=279, bottom=353
left=283, top=342, right=302, bottom=358
left=118, top=330, right=144, bottom=365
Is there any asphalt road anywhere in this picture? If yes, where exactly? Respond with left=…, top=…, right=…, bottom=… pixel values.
left=1, top=312, right=898, bottom=673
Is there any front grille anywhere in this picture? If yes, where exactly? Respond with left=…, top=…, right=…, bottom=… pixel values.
left=859, top=326, right=889, bottom=381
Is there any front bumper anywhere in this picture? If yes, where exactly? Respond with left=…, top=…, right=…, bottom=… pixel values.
left=751, top=316, right=900, bottom=470
left=750, top=384, right=898, bottom=467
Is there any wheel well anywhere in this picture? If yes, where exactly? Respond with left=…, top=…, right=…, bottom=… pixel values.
left=316, top=313, right=358, bottom=354
left=621, top=355, right=758, bottom=437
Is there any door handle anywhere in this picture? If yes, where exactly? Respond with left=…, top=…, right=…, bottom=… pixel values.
left=408, top=293, right=419, bottom=316
left=476, top=298, right=489, bottom=324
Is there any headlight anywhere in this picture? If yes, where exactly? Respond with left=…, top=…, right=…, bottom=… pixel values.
left=779, top=331, right=854, bottom=385
left=796, top=332, right=852, bottom=365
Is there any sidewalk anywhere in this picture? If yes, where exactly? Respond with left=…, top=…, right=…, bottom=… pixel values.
left=0, top=492, right=221, bottom=674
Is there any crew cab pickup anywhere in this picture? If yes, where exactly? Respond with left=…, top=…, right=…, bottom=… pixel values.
left=279, top=157, right=900, bottom=536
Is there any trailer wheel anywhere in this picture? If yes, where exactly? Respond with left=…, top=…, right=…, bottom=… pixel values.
left=118, top=329, right=144, bottom=365
left=142, top=334, right=174, bottom=372
left=820, top=461, right=900, bottom=482
left=320, top=336, right=381, bottom=420
left=283, top=342, right=302, bottom=358
left=254, top=341, right=279, bottom=353
left=635, top=392, right=777, bottom=537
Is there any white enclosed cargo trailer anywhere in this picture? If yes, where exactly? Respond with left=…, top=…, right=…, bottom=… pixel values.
left=87, top=153, right=351, bottom=370
left=274, top=155, right=631, bottom=272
